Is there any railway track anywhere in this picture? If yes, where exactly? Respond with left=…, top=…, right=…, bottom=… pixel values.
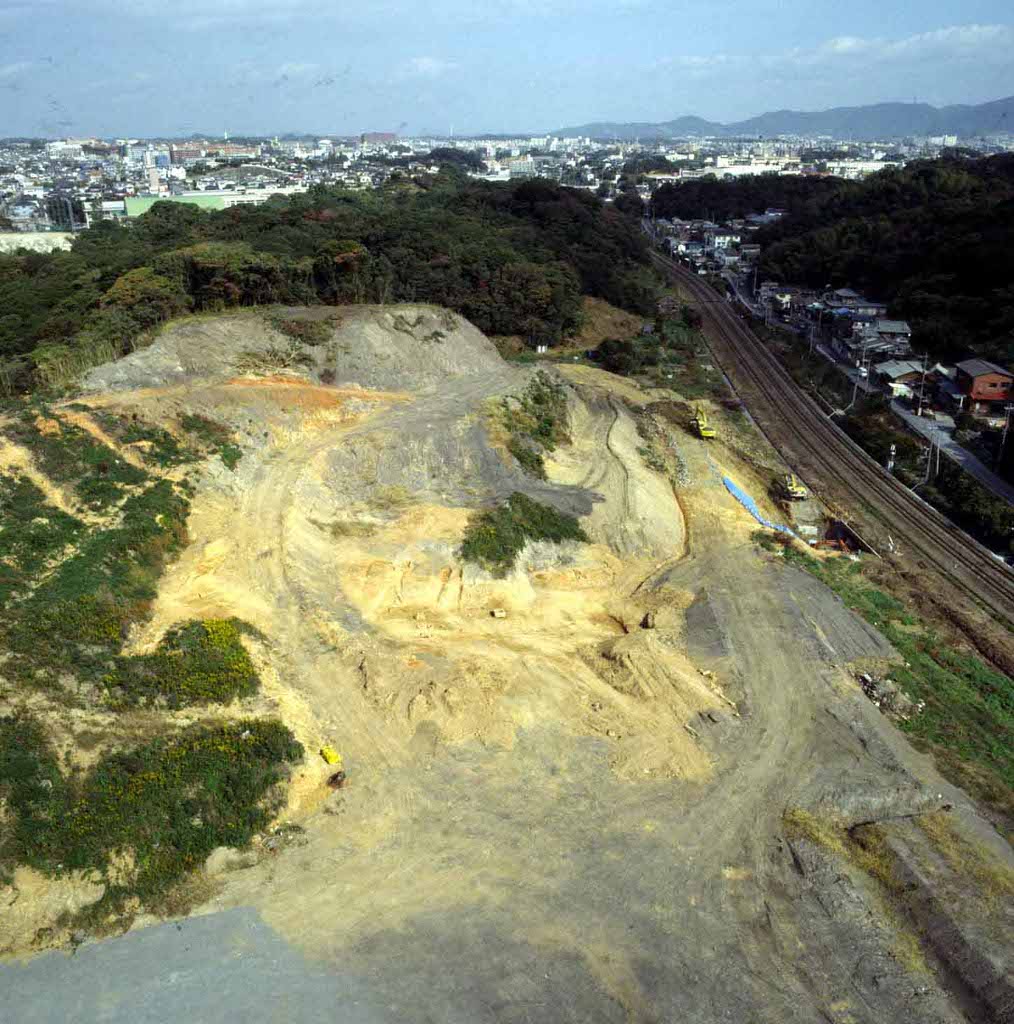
left=650, top=249, right=1014, bottom=624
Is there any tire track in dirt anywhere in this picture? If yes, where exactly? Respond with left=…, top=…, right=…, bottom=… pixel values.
left=603, top=395, right=632, bottom=517
left=242, top=429, right=408, bottom=772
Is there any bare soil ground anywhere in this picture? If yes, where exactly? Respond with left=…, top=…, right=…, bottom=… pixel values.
left=3, top=306, right=1011, bottom=1023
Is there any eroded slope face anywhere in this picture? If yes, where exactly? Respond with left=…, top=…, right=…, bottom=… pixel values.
left=99, top=305, right=712, bottom=802
left=5, top=307, right=1000, bottom=1024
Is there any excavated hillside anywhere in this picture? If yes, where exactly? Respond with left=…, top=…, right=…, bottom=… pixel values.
left=2, top=305, right=1012, bottom=1024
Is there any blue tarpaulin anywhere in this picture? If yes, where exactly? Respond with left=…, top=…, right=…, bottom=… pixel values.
left=722, top=476, right=800, bottom=540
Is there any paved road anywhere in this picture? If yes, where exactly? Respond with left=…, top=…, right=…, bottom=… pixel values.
left=1, top=909, right=389, bottom=1024
left=892, top=400, right=1014, bottom=506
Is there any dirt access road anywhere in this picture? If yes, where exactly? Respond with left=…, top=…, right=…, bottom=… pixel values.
left=3, top=309, right=1010, bottom=1023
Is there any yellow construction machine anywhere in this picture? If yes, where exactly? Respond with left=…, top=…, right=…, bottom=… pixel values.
left=692, top=406, right=716, bottom=439
left=779, top=473, right=808, bottom=501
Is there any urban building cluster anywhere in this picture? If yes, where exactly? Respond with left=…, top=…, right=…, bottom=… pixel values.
left=652, top=216, right=1012, bottom=427
left=3, top=128, right=1011, bottom=236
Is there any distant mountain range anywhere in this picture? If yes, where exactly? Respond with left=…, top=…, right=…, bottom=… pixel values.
left=554, top=96, right=1014, bottom=141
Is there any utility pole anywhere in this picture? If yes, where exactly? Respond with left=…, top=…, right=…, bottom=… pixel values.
left=916, top=351, right=928, bottom=418
left=999, top=403, right=1014, bottom=469
left=921, top=437, right=938, bottom=486
left=849, top=342, right=871, bottom=410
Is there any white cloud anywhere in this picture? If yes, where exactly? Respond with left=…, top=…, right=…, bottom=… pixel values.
left=404, top=56, right=456, bottom=78
left=275, top=61, right=319, bottom=77
left=0, top=61, right=34, bottom=77
left=658, top=23, right=1014, bottom=78
left=803, top=24, right=1013, bottom=66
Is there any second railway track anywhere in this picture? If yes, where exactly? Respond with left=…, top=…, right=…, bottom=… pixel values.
left=650, top=249, right=1014, bottom=624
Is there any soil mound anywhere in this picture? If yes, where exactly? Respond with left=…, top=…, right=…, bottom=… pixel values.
left=82, top=304, right=504, bottom=394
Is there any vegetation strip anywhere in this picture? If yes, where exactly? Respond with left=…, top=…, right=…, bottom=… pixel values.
left=1, top=177, right=658, bottom=393
left=0, top=473, right=84, bottom=606
left=501, top=371, right=569, bottom=479
left=2, top=408, right=147, bottom=510
left=777, top=545, right=1013, bottom=820
left=461, top=492, right=588, bottom=576
left=0, top=715, right=302, bottom=916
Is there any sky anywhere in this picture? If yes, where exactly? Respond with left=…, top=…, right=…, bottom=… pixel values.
left=1, top=0, right=1013, bottom=137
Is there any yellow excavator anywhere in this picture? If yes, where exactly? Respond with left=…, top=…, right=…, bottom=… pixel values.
left=780, top=473, right=808, bottom=500
left=693, top=406, right=716, bottom=439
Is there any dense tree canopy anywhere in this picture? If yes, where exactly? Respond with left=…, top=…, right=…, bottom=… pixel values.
left=0, top=174, right=656, bottom=391
left=757, top=156, right=1014, bottom=364
left=652, top=155, right=1014, bottom=365
left=651, top=174, right=845, bottom=222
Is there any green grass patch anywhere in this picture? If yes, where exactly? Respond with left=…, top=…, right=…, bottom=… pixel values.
left=180, top=413, right=243, bottom=471
left=109, top=619, right=260, bottom=708
left=2, top=408, right=147, bottom=510
left=752, top=528, right=779, bottom=552
left=92, top=410, right=195, bottom=469
left=461, top=491, right=588, bottom=576
left=0, top=474, right=84, bottom=607
left=3, top=479, right=190, bottom=689
left=642, top=319, right=729, bottom=400
left=268, top=314, right=335, bottom=347
left=500, top=371, right=569, bottom=479
left=1, top=474, right=266, bottom=709
left=507, top=437, right=547, bottom=477
left=0, top=714, right=303, bottom=913
left=780, top=550, right=1014, bottom=814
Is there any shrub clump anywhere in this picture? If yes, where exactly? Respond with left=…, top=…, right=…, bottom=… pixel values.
left=0, top=474, right=84, bottom=607
left=0, top=714, right=303, bottom=911
left=94, top=411, right=195, bottom=469
left=270, top=315, right=334, bottom=347
left=109, top=618, right=261, bottom=707
left=3, top=480, right=191, bottom=687
left=500, top=371, right=569, bottom=479
left=461, top=491, right=588, bottom=576
left=2, top=408, right=147, bottom=510
left=180, top=413, right=243, bottom=470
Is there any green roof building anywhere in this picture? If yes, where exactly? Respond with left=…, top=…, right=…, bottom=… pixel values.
left=124, top=193, right=228, bottom=217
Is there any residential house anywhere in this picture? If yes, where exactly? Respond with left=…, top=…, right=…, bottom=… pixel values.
left=872, top=359, right=924, bottom=399
left=952, top=359, right=1014, bottom=418
left=825, top=287, right=862, bottom=306
left=822, top=288, right=888, bottom=320
left=874, top=320, right=912, bottom=352
left=704, top=230, right=740, bottom=251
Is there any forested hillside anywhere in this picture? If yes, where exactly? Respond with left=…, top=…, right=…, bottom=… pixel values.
left=659, top=156, right=1014, bottom=365
left=0, top=173, right=656, bottom=392
left=759, top=156, right=1014, bottom=364
left=651, top=175, right=845, bottom=222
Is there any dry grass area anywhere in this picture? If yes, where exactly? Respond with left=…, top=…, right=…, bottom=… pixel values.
left=783, top=808, right=929, bottom=975
left=573, top=297, right=644, bottom=350
left=918, top=810, right=1014, bottom=907
left=490, top=298, right=643, bottom=360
